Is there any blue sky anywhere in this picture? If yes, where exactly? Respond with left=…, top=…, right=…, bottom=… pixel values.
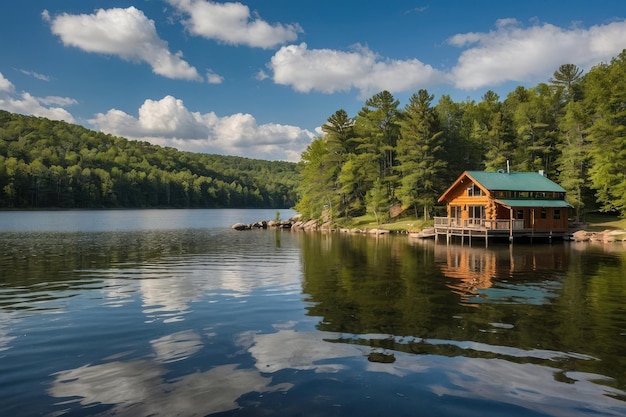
left=1, top=1, right=625, bottom=161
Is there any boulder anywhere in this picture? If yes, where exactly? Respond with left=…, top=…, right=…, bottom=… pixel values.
left=572, top=230, right=590, bottom=242
left=231, top=222, right=249, bottom=231
left=251, top=220, right=267, bottom=229
left=301, top=219, right=318, bottom=231
left=290, top=214, right=303, bottom=222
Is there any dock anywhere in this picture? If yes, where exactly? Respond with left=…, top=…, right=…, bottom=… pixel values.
left=433, top=217, right=569, bottom=246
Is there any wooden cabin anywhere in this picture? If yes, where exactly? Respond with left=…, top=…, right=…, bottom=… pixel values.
left=435, top=170, right=572, bottom=244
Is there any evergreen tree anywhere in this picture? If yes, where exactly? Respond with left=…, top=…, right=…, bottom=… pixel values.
left=550, top=63, right=584, bottom=102
left=436, top=94, right=469, bottom=182
left=584, top=51, right=626, bottom=216
left=321, top=109, right=355, bottom=218
left=556, top=100, right=593, bottom=221
left=397, top=89, right=446, bottom=219
left=351, top=91, right=401, bottom=203
left=294, top=138, right=332, bottom=219
left=507, top=84, right=560, bottom=175
left=473, top=91, right=514, bottom=171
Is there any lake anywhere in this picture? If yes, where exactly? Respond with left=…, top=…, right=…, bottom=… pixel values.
left=1, top=209, right=625, bottom=417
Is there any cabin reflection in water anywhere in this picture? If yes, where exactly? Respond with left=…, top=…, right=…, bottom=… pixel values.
left=435, top=244, right=569, bottom=306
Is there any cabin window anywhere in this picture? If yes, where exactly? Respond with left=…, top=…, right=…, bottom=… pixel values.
left=516, top=210, right=524, bottom=219
left=468, top=205, right=485, bottom=219
left=541, top=208, right=547, bottom=219
left=554, top=209, right=561, bottom=220
left=467, top=184, right=483, bottom=197
left=493, top=191, right=508, bottom=198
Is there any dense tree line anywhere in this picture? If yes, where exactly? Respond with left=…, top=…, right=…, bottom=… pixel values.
left=296, top=50, right=626, bottom=222
left=0, top=111, right=298, bottom=209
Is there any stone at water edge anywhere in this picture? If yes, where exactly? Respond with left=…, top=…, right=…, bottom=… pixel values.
left=231, top=222, right=249, bottom=231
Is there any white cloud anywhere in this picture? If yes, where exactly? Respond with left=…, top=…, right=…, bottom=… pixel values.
left=0, top=72, right=15, bottom=93
left=448, top=18, right=626, bottom=89
left=255, top=69, right=269, bottom=81
left=167, top=0, right=302, bottom=48
left=89, top=95, right=314, bottom=161
left=18, top=69, right=51, bottom=82
left=0, top=92, right=75, bottom=123
left=48, top=7, right=203, bottom=81
left=206, top=69, right=224, bottom=84
left=0, top=73, right=75, bottom=122
left=38, top=96, right=78, bottom=107
left=266, top=19, right=626, bottom=96
left=405, top=6, right=429, bottom=14
left=269, top=43, right=446, bottom=98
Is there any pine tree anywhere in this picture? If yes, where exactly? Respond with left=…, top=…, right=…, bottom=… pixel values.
left=397, top=89, right=446, bottom=219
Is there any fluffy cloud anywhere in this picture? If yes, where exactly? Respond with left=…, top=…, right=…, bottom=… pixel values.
left=206, top=69, right=224, bottom=84
left=266, top=19, right=626, bottom=96
left=270, top=43, right=446, bottom=97
left=0, top=72, right=15, bottom=93
left=448, top=18, right=626, bottom=89
left=47, top=7, right=203, bottom=81
left=0, top=72, right=75, bottom=123
left=89, top=95, right=314, bottom=161
left=167, top=0, right=302, bottom=48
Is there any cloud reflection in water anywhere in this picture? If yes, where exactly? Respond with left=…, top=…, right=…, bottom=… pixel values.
left=247, top=329, right=626, bottom=417
left=48, top=329, right=291, bottom=416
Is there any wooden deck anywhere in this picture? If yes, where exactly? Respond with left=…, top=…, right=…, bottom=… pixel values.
left=433, top=217, right=569, bottom=246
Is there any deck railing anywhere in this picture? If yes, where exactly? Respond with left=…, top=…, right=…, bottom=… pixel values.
left=434, top=217, right=525, bottom=230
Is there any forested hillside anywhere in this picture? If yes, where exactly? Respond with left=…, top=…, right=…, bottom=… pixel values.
left=296, top=50, right=626, bottom=222
left=0, top=111, right=298, bottom=209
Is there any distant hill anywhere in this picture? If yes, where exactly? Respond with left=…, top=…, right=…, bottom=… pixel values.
left=0, top=110, right=299, bottom=209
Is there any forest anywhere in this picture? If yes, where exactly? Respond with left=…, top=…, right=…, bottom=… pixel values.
left=295, top=50, right=626, bottom=223
left=0, top=111, right=298, bottom=209
left=1, top=51, right=625, bottom=217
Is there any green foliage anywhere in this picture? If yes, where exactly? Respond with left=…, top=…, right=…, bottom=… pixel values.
left=584, top=51, right=626, bottom=216
left=366, top=177, right=389, bottom=226
left=297, top=50, right=626, bottom=220
left=397, top=89, right=447, bottom=220
left=0, top=111, right=298, bottom=209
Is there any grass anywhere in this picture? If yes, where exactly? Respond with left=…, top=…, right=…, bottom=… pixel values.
left=583, top=212, right=626, bottom=231
left=342, top=213, right=432, bottom=233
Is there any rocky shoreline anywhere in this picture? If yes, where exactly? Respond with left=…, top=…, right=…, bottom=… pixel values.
left=570, top=229, right=626, bottom=242
left=231, top=214, right=393, bottom=235
left=232, top=215, right=626, bottom=242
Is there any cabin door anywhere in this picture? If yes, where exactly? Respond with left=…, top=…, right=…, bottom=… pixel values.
left=451, top=205, right=462, bottom=226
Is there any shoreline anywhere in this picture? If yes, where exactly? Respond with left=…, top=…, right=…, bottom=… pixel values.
left=232, top=216, right=626, bottom=243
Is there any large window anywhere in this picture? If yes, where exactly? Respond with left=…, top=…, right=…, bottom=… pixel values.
left=467, top=184, right=483, bottom=197
left=468, top=205, right=485, bottom=219
left=554, top=209, right=561, bottom=220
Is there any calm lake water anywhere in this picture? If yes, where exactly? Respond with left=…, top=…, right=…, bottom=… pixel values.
left=1, top=209, right=625, bottom=417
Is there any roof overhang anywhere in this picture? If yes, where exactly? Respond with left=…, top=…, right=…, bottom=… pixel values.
left=437, top=171, right=472, bottom=203
left=495, top=199, right=573, bottom=209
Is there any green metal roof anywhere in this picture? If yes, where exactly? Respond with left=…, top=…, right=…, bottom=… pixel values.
left=495, top=198, right=572, bottom=208
left=466, top=171, right=566, bottom=192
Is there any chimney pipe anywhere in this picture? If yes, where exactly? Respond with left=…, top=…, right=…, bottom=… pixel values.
left=506, top=160, right=510, bottom=174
